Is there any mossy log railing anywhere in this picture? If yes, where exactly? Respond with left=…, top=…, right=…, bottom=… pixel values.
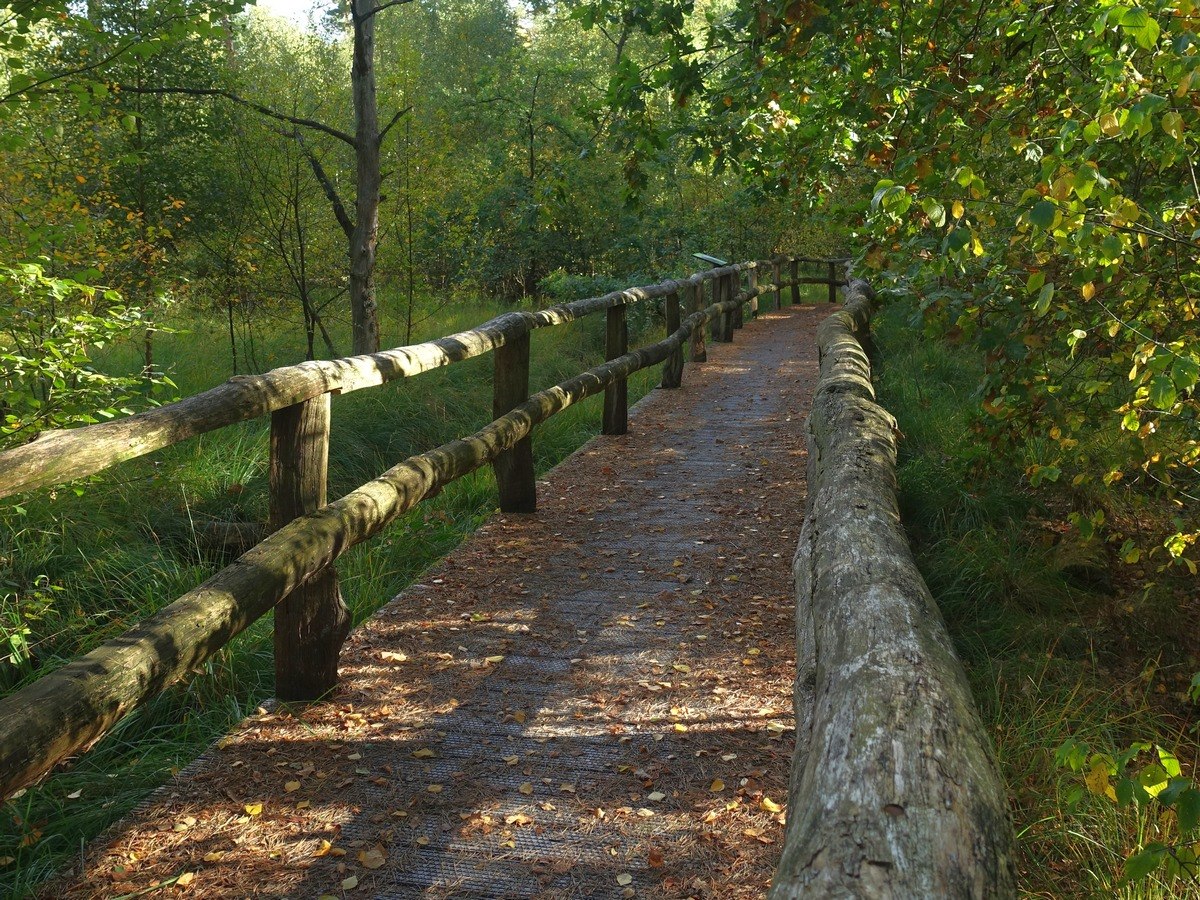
left=0, top=255, right=845, bottom=799
left=769, top=277, right=1016, bottom=898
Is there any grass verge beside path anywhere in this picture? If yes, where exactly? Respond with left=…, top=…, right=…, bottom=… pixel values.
left=0, top=294, right=661, bottom=896
left=873, top=299, right=1199, bottom=899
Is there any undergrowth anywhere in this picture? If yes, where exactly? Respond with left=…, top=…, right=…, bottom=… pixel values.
left=0, top=286, right=664, bottom=895
left=874, top=298, right=1199, bottom=898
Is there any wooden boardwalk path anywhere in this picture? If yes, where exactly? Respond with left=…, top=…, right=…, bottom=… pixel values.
left=49, top=305, right=825, bottom=899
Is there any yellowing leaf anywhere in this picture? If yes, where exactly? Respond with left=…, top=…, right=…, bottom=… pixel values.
left=176, top=872, right=195, bottom=888
left=485, top=655, right=505, bottom=664
left=647, top=791, right=666, bottom=801
left=617, top=873, right=633, bottom=886
left=1081, top=282, right=1095, bottom=300
left=951, top=200, right=964, bottom=219
left=426, top=784, right=444, bottom=793
left=710, top=779, right=725, bottom=792
left=314, top=839, right=334, bottom=858
left=379, top=651, right=408, bottom=663
left=411, top=748, right=436, bottom=759
left=519, top=782, right=533, bottom=795
left=504, top=755, right=520, bottom=766
left=284, top=780, right=301, bottom=793
left=415, top=835, right=430, bottom=846
left=357, top=845, right=387, bottom=869
left=244, top=802, right=263, bottom=817
left=1085, top=760, right=1117, bottom=802
left=342, top=875, right=359, bottom=890
left=760, top=796, right=783, bottom=813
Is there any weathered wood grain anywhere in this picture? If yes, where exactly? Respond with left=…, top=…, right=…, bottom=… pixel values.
left=492, top=331, right=536, bottom=513
left=269, top=393, right=349, bottom=701
left=770, top=279, right=1016, bottom=899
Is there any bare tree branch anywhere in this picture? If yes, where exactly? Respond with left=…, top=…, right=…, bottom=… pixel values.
left=378, top=104, right=412, bottom=145
left=291, top=130, right=354, bottom=238
left=120, top=85, right=357, bottom=147
left=355, top=0, right=415, bottom=23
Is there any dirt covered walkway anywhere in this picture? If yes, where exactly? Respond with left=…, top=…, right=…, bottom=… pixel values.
left=49, top=305, right=825, bottom=899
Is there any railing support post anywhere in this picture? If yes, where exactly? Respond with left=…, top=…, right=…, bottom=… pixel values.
left=790, top=258, right=801, bottom=305
left=603, top=301, right=628, bottom=435
left=690, top=281, right=707, bottom=363
left=719, top=273, right=735, bottom=342
left=492, top=330, right=536, bottom=512
left=828, top=260, right=838, bottom=303
left=773, top=260, right=782, bottom=309
left=729, top=274, right=739, bottom=336
left=270, top=392, right=350, bottom=702
left=661, top=291, right=683, bottom=389
left=749, top=266, right=759, bottom=319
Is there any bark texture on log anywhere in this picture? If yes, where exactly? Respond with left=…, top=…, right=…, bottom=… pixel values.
left=770, top=279, right=1016, bottom=899
left=0, top=279, right=766, bottom=798
left=0, top=263, right=766, bottom=500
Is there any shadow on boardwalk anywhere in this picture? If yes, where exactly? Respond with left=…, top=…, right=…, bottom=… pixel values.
left=46, top=306, right=824, bottom=899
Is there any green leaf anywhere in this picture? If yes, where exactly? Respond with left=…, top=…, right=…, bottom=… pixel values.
left=1162, top=110, right=1184, bottom=140
left=1125, top=845, right=1166, bottom=882
left=1120, top=8, right=1161, bottom=51
left=1149, top=375, right=1178, bottom=410
left=1029, top=200, right=1057, bottom=230
left=1171, top=355, right=1199, bottom=391
left=1178, top=789, right=1200, bottom=834
left=1034, top=282, right=1055, bottom=316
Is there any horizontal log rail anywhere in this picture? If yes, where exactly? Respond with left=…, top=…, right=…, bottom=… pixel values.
left=0, top=258, right=841, bottom=501
left=0, top=255, right=846, bottom=799
left=769, top=276, right=1016, bottom=897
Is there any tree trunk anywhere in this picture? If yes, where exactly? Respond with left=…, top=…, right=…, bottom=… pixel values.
left=350, top=0, right=381, bottom=355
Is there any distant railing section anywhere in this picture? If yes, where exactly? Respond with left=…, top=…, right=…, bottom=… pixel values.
left=0, top=255, right=846, bottom=799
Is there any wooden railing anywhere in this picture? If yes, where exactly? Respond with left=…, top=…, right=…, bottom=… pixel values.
left=0, top=255, right=844, bottom=798
left=769, top=275, right=1016, bottom=898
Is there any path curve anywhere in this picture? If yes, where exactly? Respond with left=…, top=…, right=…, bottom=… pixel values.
left=48, top=305, right=824, bottom=899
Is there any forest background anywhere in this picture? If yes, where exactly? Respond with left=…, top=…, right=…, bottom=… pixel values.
left=0, top=0, right=1198, bottom=896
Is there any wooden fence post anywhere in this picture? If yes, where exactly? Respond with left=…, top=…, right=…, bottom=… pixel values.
left=661, top=291, right=683, bottom=388
left=270, top=392, right=350, bottom=702
left=828, top=260, right=838, bottom=304
left=729, top=271, right=739, bottom=336
left=790, top=258, right=801, bottom=305
left=690, top=281, right=707, bottom=363
left=719, top=273, right=735, bottom=342
left=749, top=266, right=759, bottom=319
left=773, top=260, right=782, bottom=309
left=709, top=274, right=723, bottom=342
left=492, top=331, right=536, bottom=512
left=603, top=301, right=628, bottom=434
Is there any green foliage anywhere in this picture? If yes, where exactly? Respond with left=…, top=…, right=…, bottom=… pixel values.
left=0, top=263, right=169, bottom=448
left=1057, top=736, right=1200, bottom=885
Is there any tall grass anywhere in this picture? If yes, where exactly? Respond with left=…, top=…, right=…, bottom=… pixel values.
left=0, top=286, right=662, bottom=895
left=873, top=299, right=1199, bottom=898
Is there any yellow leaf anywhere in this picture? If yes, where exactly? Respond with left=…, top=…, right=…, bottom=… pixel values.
left=426, top=784, right=443, bottom=793
left=357, top=845, right=387, bottom=869
left=415, top=835, right=430, bottom=846
left=617, top=873, right=633, bottom=886
left=244, top=802, right=263, bottom=817
left=504, top=755, right=520, bottom=766
left=1085, top=760, right=1117, bottom=802
left=342, top=875, right=358, bottom=890
left=486, top=655, right=505, bottom=664
left=314, top=840, right=333, bottom=857
left=952, top=200, right=965, bottom=219
left=519, top=782, right=533, bottom=795
left=710, top=779, right=725, bottom=792
left=411, top=748, right=435, bottom=759
left=284, top=781, right=301, bottom=793
left=1081, top=282, right=1095, bottom=300
left=760, top=796, right=783, bottom=813
left=203, top=851, right=224, bottom=863
left=176, top=872, right=195, bottom=888
left=380, top=651, right=408, bottom=663
left=673, top=723, right=688, bottom=733
left=512, top=711, right=527, bottom=724
left=296, top=800, right=311, bottom=810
